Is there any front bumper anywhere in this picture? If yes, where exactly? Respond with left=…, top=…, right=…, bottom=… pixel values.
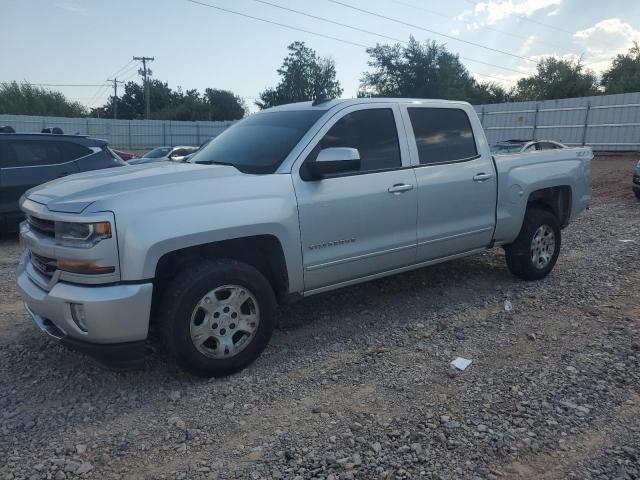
left=17, top=251, right=153, bottom=365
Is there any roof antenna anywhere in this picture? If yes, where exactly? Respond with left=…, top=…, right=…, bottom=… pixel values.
left=312, top=94, right=331, bottom=106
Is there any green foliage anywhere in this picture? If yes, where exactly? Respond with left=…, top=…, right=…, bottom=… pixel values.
left=257, top=41, right=343, bottom=109
left=91, top=81, right=246, bottom=121
left=474, top=81, right=512, bottom=104
left=0, top=81, right=87, bottom=117
left=359, top=37, right=509, bottom=104
left=601, top=42, right=640, bottom=94
left=513, top=57, right=599, bottom=101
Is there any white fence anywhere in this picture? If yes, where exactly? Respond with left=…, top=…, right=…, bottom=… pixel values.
left=2, top=91, right=640, bottom=152
left=0, top=115, right=236, bottom=151
left=475, top=92, right=640, bottom=151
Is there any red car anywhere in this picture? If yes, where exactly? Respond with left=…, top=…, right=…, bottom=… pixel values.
left=112, top=149, right=137, bottom=161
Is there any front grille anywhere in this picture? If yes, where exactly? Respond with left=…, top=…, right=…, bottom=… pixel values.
left=30, top=252, right=57, bottom=278
left=27, top=215, right=55, bottom=238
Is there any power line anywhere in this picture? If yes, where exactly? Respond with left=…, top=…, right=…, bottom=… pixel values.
left=86, top=82, right=111, bottom=109
left=2, top=82, right=107, bottom=87
left=248, top=0, right=407, bottom=45
left=191, top=0, right=523, bottom=80
left=116, top=63, right=140, bottom=81
left=327, top=0, right=537, bottom=63
left=185, top=0, right=368, bottom=47
left=249, top=0, right=524, bottom=75
left=460, top=0, right=619, bottom=53
left=110, top=59, right=136, bottom=79
left=86, top=60, right=137, bottom=110
left=120, top=69, right=139, bottom=83
left=389, top=0, right=575, bottom=55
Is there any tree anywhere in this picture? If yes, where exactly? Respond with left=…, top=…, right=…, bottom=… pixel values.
left=0, top=81, right=87, bottom=117
left=203, top=89, right=246, bottom=120
left=91, top=81, right=245, bottom=121
left=257, top=41, right=343, bottom=109
left=359, top=37, right=508, bottom=104
left=601, top=42, right=640, bottom=94
left=514, top=57, right=599, bottom=101
left=473, top=81, right=512, bottom=104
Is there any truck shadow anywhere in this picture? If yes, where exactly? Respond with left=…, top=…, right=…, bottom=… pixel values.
left=0, top=250, right=519, bottom=455
left=277, top=250, right=512, bottom=333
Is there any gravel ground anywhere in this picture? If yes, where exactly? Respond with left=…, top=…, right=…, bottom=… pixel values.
left=1, top=155, right=639, bottom=480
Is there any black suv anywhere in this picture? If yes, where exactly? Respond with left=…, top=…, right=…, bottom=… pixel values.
left=0, top=133, right=125, bottom=232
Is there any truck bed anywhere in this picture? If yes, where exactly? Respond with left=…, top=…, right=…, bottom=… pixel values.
left=491, top=147, right=593, bottom=245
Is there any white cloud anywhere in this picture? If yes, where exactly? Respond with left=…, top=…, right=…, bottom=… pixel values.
left=574, top=19, right=640, bottom=72
left=457, top=0, right=561, bottom=26
left=450, top=28, right=461, bottom=36
left=517, top=35, right=537, bottom=55
left=54, top=2, right=89, bottom=15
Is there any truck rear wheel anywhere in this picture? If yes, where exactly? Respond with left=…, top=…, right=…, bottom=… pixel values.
left=504, top=208, right=561, bottom=281
left=158, top=259, right=276, bottom=377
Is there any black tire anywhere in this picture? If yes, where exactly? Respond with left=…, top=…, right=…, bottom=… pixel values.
left=504, top=208, right=561, bottom=281
left=157, top=258, right=276, bottom=377
left=635, top=189, right=640, bottom=200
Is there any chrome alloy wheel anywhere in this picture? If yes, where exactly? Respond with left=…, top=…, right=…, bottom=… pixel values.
left=530, top=225, right=556, bottom=269
left=189, top=285, right=260, bottom=358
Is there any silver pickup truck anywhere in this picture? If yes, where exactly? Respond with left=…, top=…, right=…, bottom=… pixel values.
left=16, top=98, right=592, bottom=376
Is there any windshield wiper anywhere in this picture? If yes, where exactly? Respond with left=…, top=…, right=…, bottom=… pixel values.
left=193, top=160, right=236, bottom=167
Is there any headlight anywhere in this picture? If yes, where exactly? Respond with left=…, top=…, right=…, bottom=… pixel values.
left=55, top=221, right=112, bottom=248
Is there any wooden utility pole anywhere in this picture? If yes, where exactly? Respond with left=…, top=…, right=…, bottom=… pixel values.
left=107, top=78, right=124, bottom=119
left=133, top=56, right=154, bottom=119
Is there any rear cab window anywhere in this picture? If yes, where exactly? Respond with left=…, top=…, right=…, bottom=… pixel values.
left=407, top=107, right=478, bottom=165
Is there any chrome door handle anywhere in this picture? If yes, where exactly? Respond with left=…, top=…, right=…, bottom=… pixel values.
left=388, top=183, right=414, bottom=194
left=473, top=173, right=494, bottom=182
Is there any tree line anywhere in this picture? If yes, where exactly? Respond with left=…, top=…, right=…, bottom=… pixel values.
left=1, top=39, right=639, bottom=120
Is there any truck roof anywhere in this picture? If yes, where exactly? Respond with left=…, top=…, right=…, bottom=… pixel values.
left=265, top=97, right=473, bottom=112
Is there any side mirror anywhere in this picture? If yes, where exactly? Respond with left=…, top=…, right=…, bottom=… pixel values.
left=308, top=147, right=361, bottom=179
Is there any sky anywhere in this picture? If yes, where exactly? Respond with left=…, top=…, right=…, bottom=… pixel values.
left=1, top=0, right=640, bottom=112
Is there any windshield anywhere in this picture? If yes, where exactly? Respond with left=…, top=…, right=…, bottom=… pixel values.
left=191, top=110, right=325, bottom=173
left=143, top=147, right=172, bottom=158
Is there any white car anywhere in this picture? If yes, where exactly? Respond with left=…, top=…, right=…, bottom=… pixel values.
left=133, top=146, right=198, bottom=164
left=491, top=140, right=566, bottom=155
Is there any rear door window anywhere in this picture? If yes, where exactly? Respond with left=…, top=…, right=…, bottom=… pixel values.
left=407, top=108, right=478, bottom=165
left=4, top=141, right=59, bottom=167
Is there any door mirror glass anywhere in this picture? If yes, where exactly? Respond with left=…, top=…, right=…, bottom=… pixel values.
left=308, top=147, right=361, bottom=178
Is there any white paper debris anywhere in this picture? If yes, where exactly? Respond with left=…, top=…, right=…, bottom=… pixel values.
left=451, top=357, right=473, bottom=371
left=619, top=239, right=635, bottom=243
left=504, top=299, right=513, bottom=312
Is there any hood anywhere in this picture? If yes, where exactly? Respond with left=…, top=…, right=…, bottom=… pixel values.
left=27, top=162, right=244, bottom=213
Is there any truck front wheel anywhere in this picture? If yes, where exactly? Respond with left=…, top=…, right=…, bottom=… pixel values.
left=504, top=208, right=561, bottom=281
left=158, top=259, right=276, bottom=377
